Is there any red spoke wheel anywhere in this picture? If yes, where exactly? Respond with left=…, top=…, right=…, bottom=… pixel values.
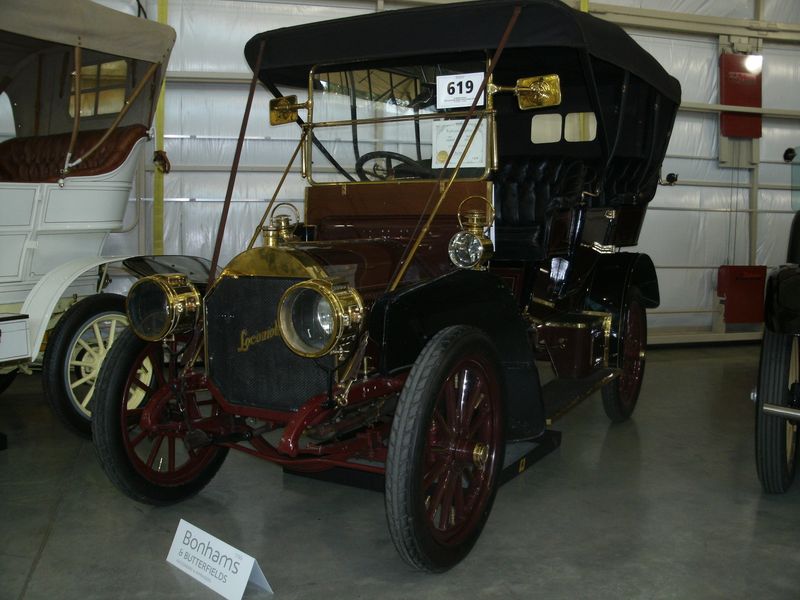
left=386, top=326, right=504, bottom=572
left=602, top=286, right=646, bottom=422
left=755, top=329, right=798, bottom=493
left=93, top=330, right=228, bottom=505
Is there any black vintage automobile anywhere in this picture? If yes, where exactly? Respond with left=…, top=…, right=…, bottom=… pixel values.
left=756, top=146, right=800, bottom=494
left=93, top=0, right=680, bottom=572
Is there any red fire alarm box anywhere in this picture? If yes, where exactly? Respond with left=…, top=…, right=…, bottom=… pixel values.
left=719, top=53, right=762, bottom=138
left=717, top=265, right=766, bottom=324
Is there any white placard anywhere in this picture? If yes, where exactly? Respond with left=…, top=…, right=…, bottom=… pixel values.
left=431, top=119, right=487, bottom=169
left=167, top=519, right=273, bottom=600
left=436, top=72, right=485, bottom=109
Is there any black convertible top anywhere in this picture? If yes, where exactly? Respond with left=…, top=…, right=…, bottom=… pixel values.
left=244, top=0, right=680, bottom=103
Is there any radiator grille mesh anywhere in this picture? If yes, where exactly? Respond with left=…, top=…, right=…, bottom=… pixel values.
left=205, top=276, right=331, bottom=411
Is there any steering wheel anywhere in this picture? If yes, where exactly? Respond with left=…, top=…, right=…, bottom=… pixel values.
left=355, top=151, right=432, bottom=182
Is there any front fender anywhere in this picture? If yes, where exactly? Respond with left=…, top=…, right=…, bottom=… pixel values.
left=121, top=255, right=214, bottom=293
left=368, top=269, right=545, bottom=441
left=20, top=255, right=134, bottom=361
left=765, top=265, right=800, bottom=334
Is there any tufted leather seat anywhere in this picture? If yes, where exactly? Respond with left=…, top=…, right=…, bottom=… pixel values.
left=493, top=157, right=591, bottom=259
left=0, top=124, right=148, bottom=183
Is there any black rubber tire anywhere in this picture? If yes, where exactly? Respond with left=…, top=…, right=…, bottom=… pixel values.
left=755, top=329, right=798, bottom=494
left=42, top=293, right=127, bottom=438
left=385, top=326, right=505, bottom=572
left=602, top=287, right=647, bottom=422
left=0, top=369, right=18, bottom=396
left=93, top=329, right=228, bottom=505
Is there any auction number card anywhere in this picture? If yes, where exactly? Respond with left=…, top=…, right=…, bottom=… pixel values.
left=436, top=72, right=485, bottom=110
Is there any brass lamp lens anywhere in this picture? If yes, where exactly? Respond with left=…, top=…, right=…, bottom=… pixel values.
left=448, top=231, right=484, bottom=269
left=127, top=278, right=170, bottom=340
left=280, top=286, right=338, bottom=357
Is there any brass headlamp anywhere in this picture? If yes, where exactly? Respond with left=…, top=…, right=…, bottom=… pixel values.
left=126, top=273, right=201, bottom=341
left=277, top=278, right=363, bottom=358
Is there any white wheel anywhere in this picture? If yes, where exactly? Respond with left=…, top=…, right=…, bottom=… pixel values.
left=42, top=294, right=128, bottom=437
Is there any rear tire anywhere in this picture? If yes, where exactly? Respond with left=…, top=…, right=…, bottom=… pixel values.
left=755, top=329, right=798, bottom=494
left=42, top=294, right=127, bottom=437
left=602, top=287, right=646, bottom=422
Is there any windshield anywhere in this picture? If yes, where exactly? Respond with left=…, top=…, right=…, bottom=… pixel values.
left=309, top=60, right=489, bottom=183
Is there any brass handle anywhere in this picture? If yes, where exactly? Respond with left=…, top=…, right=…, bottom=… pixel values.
left=457, top=195, right=495, bottom=230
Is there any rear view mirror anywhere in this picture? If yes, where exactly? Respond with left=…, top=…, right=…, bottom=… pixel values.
left=269, top=95, right=307, bottom=126
left=515, top=75, right=561, bottom=110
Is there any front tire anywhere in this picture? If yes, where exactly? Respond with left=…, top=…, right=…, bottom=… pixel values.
left=385, top=326, right=505, bottom=572
left=93, top=330, right=228, bottom=504
left=42, top=294, right=128, bottom=437
left=755, top=329, right=798, bottom=494
left=602, top=287, right=647, bottom=422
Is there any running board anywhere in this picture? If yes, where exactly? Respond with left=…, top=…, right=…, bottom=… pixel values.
left=762, top=403, right=800, bottom=422
left=543, top=368, right=619, bottom=422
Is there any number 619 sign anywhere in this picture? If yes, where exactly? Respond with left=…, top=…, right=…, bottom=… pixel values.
left=436, top=72, right=485, bottom=110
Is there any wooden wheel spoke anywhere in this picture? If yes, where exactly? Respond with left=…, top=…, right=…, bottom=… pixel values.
left=145, top=435, right=165, bottom=469
left=433, top=408, right=453, bottom=437
left=168, top=436, right=176, bottom=472
left=130, top=375, right=155, bottom=395
left=468, top=406, right=491, bottom=438
left=76, top=338, right=100, bottom=359
left=146, top=347, right=166, bottom=386
left=423, top=456, right=449, bottom=488
left=444, top=384, right=458, bottom=430
left=92, top=323, right=106, bottom=353
left=437, top=470, right=460, bottom=530
left=453, top=478, right=466, bottom=523
left=128, top=428, right=148, bottom=448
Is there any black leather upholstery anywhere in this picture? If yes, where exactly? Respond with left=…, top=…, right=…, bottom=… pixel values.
left=493, top=157, right=590, bottom=259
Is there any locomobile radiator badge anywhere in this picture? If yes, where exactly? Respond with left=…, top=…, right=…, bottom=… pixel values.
left=237, top=324, right=279, bottom=353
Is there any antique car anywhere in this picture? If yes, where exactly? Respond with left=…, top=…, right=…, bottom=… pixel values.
left=755, top=145, right=800, bottom=493
left=93, top=0, right=680, bottom=571
left=0, top=0, right=202, bottom=437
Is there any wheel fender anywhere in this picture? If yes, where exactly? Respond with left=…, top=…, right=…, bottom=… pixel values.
left=20, top=256, right=134, bottom=362
left=587, top=252, right=659, bottom=312
left=765, top=266, right=800, bottom=334
left=121, top=255, right=214, bottom=292
left=369, top=269, right=546, bottom=441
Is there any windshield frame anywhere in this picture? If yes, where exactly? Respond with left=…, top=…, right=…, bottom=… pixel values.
left=304, top=59, right=496, bottom=186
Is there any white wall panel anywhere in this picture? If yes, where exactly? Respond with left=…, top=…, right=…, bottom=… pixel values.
left=763, top=0, right=800, bottom=24
left=601, top=0, right=753, bottom=20
left=762, top=45, right=800, bottom=111
left=757, top=189, right=794, bottom=267
left=630, top=33, right=718, bottom=104
left=163, top=0, right=371, bottom=73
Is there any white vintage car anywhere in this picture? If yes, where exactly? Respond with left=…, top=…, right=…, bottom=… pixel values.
left=0, top=0, right=185, bottom=436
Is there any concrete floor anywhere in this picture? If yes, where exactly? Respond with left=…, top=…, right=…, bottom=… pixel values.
left=3, top=344, right=800, bottom=599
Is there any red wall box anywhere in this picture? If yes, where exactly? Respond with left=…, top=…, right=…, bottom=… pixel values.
left=719, top=53, right=762, bottom=138
left=717, top=265, right=767, bottom=323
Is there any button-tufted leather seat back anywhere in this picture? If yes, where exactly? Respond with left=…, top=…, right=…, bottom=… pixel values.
left=0, top=124, right=148, bottom=183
